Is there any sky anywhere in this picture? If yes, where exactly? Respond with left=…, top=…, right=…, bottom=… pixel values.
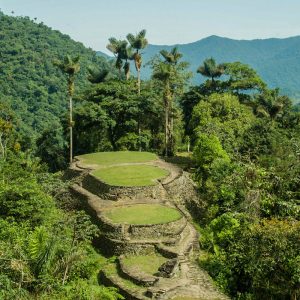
left=1, top=0, right=300, bottom=54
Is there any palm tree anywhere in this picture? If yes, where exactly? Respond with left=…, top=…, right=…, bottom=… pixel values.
left=126, top=30, right=148, bottom=151
left=126, top=29, right=148, bottom=95
left=255, top=88, right=286, bottom=121
left=54, top=55, right=80, bottom=164
left=197, top=57, right=224, bottom=83
left=120, top=41, right=133, bottom=80
left=160, top=47, right=182, bottom=66
left=157, top=47, right=183, bottom=156
left=107, top=38, right=132, bottom=80
left=106, top=38, right=125, bottom=76
left=87, top=67, right=109, bottom=84
left=153, top=62, right=173, bottom=156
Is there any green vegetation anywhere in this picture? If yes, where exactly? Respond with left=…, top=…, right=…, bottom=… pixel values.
left=54, top=55, right=81, bottom=164
left=0, top=152, right=123, bottom=299
left=151, top=47, right=191, bottom=156
left=103, top=204, right=182, bottom=225
left=78, top=151, right=157, bottom=166
left=137, top=35, right=300, bottom=98
left=1, top=10, right=299, bottom=300
left=122, top=254, right=167, bottom=275
left=183, top=65, right=300, bottom=299
left=92, top=165, right=168, bottom=186
left=0, top=12, right=116, bottom=152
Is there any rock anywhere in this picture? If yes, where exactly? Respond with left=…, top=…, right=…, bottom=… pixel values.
left=156, top=259, right=177, bottom=278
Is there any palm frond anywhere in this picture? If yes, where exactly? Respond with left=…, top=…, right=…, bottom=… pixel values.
left=87, top=67, right=109, bottom=84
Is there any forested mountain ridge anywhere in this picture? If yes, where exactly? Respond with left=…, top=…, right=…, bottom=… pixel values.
left=0, top=12, right=113, bottom=146
left=0, top=9, right=300, bottom=300
left=104, top=35, right=300, bottom=99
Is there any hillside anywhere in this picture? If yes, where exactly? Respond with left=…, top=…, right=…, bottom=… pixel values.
left=0, top=12, right=113, bottom=145
left=107, top=35, right=300, bottom=100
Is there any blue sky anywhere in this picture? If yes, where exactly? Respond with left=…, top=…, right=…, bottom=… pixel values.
left=1, top=0, right=300, bottom=53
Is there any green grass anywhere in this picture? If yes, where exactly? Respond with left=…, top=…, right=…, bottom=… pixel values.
left=92, top=165, right=168, bottom=186
left=103, top=204, right=182, bottom=225
left=77, top=151, right=157, bottom=166
left=122, top=254, right=168, bottom=275
left=104, top=262, right=145, bottom=291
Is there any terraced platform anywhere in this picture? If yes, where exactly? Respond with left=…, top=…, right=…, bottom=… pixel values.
left=69, top=151, right=229, bottom=300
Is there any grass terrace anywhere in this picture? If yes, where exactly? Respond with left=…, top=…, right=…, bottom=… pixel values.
left=77, top=151, right=157, bottom=166
left=122, top=254, right=168, bottom=275
left=103, top=204, right=182, bottom=225
left=92, top=165, right=168, bottom=186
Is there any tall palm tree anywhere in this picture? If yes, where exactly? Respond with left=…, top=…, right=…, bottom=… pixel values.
left=158, top=47, right=183, bottom=156
left=197, top=57, right=224, bottom=82
left=126, top=30, right=148, bottom=151
left=107, top=38, right=132, bottom=80
left=54, top=55, right=80, bottom=164
left=106, top=38, right=125, bottom=76
left=126, top=29, right=148, bottom=95
left=153, top=62, right=173, bottom=157
left=120, top=41, right=133, bottom=80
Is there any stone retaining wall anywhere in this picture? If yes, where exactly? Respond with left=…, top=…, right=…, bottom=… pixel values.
left=98, top=269, right=146, bottom=300
left=118, top=256, right=158, bottom=287
left=70, top=185, right=101, bottom=225
left=126, top=216, right=186, bottom=240
left=155, top=244, right=178, bottom=259
left=96, top=236, right=158, bottom=256
left=82, top=173, right=165, bottom=201
left=98, top=208, right=186, bottom=242
left=82, top=174, right=112, bottom=198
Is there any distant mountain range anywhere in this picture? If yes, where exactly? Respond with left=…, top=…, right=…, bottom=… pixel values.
left=98, top=35, right=300, bottom=100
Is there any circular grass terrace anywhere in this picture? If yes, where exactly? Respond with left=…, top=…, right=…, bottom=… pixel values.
left=91, top=165, right=169, bottom=187
left=122, top=254, right=168, bottom=275
left=103, top=204, right=182, bottom=225
left=77, top=151, right=157, bottom=166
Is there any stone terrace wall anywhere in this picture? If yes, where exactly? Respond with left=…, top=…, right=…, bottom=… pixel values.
left=98, top=208, right=186, bottom=241
left=82, top=173, right=164, bottom=201
left=96, top=236, right=157, bottom=256
left=126, top=216, right=187, bottom=240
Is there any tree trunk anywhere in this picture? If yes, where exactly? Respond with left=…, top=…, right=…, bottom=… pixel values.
left=169, top=98, right=174, bottom=156
left=62, top=262, right=69, bottom=285
left=69, top=95, right=73, bottom=165
left=165, top=101, right=168, bottom=157
left=164, top=81, right=171, bottom=157
left=0, top=132, right=5, bottom=160
left=137, top=68, right=141, bottom=96
left=137, top=67, right=142, bottom=152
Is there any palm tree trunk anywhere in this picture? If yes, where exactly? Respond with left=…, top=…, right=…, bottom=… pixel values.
left=164, top=80, right=170, bottom=157
left=169, top=98, right=174, bottom=155
left=137, top=67, right=142, bottom=152
left=69, top=95, right=73, bottom=165
left=137, top=68, right=141, bottom=95
left=165, top=101, right=168, bottom=157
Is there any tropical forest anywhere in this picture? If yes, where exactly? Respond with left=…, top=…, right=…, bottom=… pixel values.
left=0, top=8, right=299, bottom=300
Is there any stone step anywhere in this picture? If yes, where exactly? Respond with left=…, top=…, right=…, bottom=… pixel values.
left=71, top=184, right=116, bottom=209
left=157, top=222, right=198, bottom=259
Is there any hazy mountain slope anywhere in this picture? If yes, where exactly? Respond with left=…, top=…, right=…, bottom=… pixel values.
left=108, top=35, right=300, bottom=98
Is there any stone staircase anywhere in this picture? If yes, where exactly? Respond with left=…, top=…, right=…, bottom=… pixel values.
left=69, top=158, right=229, bottom=300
